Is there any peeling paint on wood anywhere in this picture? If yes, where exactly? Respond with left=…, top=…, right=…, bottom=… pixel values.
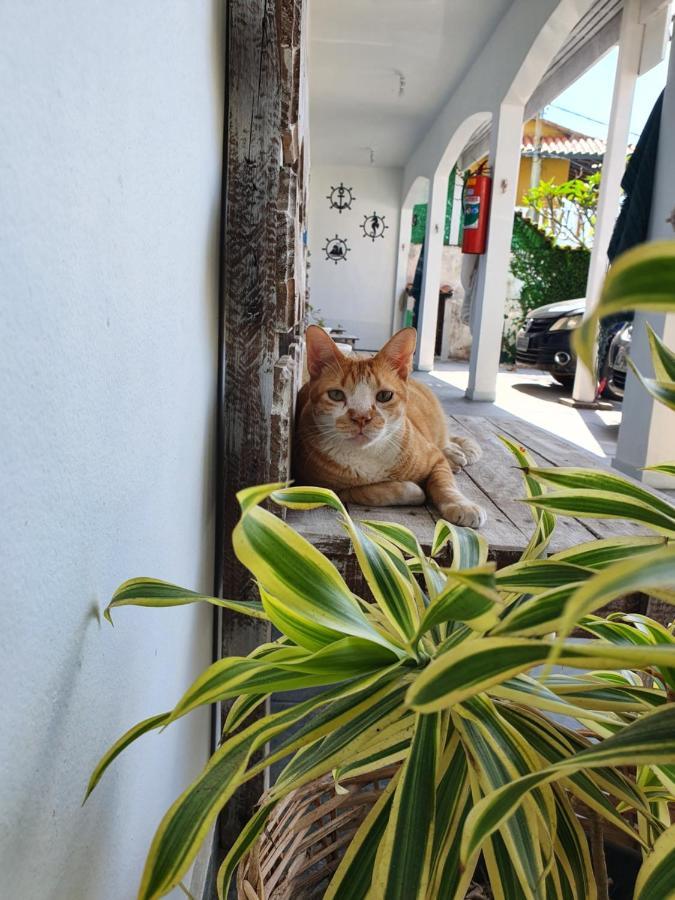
left=218, top=0, right=308, bottom=857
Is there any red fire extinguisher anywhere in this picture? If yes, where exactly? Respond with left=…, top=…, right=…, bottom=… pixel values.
left=461, top=165, right=492, bottom=255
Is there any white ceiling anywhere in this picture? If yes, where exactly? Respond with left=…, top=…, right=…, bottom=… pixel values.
left=309, top=0, right=513, bottom=168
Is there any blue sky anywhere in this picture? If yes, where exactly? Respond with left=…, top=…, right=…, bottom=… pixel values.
left=543, top=45, right=669, bottom=142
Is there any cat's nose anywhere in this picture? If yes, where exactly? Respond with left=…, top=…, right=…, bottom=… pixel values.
left=348, top=410, right=373, bottom=428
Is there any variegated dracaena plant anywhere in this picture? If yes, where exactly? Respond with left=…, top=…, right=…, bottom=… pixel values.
left=86, top=242, right=675, bottom=900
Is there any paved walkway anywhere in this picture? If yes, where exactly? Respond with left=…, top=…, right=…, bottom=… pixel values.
left=415, top=361, right=622, bottom=460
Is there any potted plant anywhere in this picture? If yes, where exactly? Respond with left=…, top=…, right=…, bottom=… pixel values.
left=86, top=243, right=675, bottom=900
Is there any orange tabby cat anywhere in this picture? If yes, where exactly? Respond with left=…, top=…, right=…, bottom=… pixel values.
left=294, top=326, right=485, bottom=528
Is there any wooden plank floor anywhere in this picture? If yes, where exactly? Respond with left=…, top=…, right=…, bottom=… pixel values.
left=286, top=415, right=660, bottom=564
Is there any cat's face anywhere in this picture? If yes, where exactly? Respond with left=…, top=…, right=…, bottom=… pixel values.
left=304, top=326, right=417, bottom=450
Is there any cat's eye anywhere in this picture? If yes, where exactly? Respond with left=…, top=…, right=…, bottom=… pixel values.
left=376, top=390, right=394, bottom=403
left=328, top=389, right=345, bottom=402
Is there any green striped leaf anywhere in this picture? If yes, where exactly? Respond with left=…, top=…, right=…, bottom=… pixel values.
left=457, top=699, right=549, bottom=898
left=427, top=731, right=479, bottom=898
left=645, top=462, right=675, bottom=477
left=139, top=676, right=401, bottom=899
left=431, top=519, right=488, bottom=568
left=138, top=718, right=274, bottom=899
left=221, top=692, right=267, bottom=736
left=646, top=322, right=675, bottom=382
left=495, top=559, right=593, bottom=592
left=346, top=521, right=420, bottom=644
left=492, top=583, right=582, bottom=636
left=166, top=638, right=400, bottom=725
left=270, top=681, right=409, bottom=798
left=579, top=616, right=655, bottom=645
left=483, top=828, right=541, bottom=900
left=523, top=466, right=675, bottom=526
left=501, top=705, right=652, bottom=845
left=556, top=545, right=675, bottom=644
left=374, top=713, right=440, bottom=900
left=104, top=577, right=266, bottom=625
left=84, top=712, right=170, bottom=803
left=362, top=519, right=443, bottom=605
left=549, top=787, right=597, bottom=900
left=574, top=241, right=675, bottom=371
left=408, top=635, right=675, bottom=712
left=634, top=822, right=675, bottom=900
left=335, top=713, right=414, bottom=780
left=523, top=490, right=675, bottom=535
left=417, top=566, right=501, bottom=635
left=233, top=486, right=394, bottom=650
left=492, top=674, right=619, bottom=724
left=270, top=484, right=346, bottom=512
left=627, top=359, right=675, bottom=410
left=545, top=674, right=666, bottom=712
left=258, top=585, right=347, bottom=651
left=499, top=436, right=556, bottom=558
left=361, top=519, right=421, bottom=559
left=617, top=612, right=675, bottom=643
left=324, top=771, right=400, bottom=900
left=550, top=535, right=667, bottom=569
left=216, top=802, right=276, bottom=900
left=460, top=703, right=675, bottom=866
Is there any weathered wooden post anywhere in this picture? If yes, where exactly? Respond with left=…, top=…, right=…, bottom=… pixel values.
left=216, top=0, right=308, bottom=857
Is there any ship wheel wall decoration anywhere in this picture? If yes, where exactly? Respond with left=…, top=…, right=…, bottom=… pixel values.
left=323, top=234, right=350, bottom=264
left=326, top=182, right=355, bottom=213
left=362, top=211, right=388, bottom=241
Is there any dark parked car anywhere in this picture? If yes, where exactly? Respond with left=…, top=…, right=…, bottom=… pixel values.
left=516, top=298, right=630, bottom=399
left=515, top=298, right=584, bottom=389
left=607, top=321, right=632, bottom=399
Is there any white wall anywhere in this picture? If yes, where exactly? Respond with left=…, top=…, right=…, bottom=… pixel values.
left=0, top=2, right=222, bottom=898
left=309, top=165, right=402, bottom=350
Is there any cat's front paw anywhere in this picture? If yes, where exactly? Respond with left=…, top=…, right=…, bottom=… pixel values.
left=440, top=499, right=486, bottom=529
left=442, top=443, right=468, bottom=472
left=448, top=435, right=482, bottom=465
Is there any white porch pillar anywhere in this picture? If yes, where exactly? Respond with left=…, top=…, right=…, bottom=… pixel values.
left=614, top=314, right=675, bottom=488
left=391, top=206, right=413, bottom=334
left=448, top=167, right=464, bottom=246
left=414, top=175, right=446, bottom=371
left=571, top=0, right=643, bottom=403
left=613, top=15, right=675, bottom=489
left=466, top=103, right=523, bottom=401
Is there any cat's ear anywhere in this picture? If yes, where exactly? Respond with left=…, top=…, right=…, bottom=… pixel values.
left=377, top=328, right=417, bottom=379
left=306, top=325, right=344, bottom=377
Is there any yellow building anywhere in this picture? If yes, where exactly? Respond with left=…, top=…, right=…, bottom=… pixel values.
left=515, top=117, right=606, bottom=204
left=470, top=117, right=606, bottom=205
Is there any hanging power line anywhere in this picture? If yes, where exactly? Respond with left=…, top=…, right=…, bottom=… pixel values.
left=545, top=103, right=641, bottom=139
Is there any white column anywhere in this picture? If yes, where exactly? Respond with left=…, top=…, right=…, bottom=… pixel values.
left=614, top=314, right=675, bottom=488
left=414, top=175, right=446, bottom=371
left=391, top=206, right=413, bottom=334
left=448, top=167, right=464, bottom=246
left=466, top=102, right=523, bottom=401
left=614, top=17, right=675, bottom=488
left=572, top=0, right=643, bottom=403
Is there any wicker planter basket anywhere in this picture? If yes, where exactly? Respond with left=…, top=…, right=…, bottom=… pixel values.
left=236, top=764, right=641, bottom=900
left=237, top=767, right=396, bottom=899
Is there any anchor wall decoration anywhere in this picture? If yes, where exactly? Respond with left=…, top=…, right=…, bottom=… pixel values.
left=326, top=182, right=355, bottom=213
left=323, top=234, right=350, bottom=264
left=361, top=211, right=388, bottom=241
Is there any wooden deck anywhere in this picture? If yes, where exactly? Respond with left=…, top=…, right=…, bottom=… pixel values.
left=286, top=414, right=657, bottom=566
